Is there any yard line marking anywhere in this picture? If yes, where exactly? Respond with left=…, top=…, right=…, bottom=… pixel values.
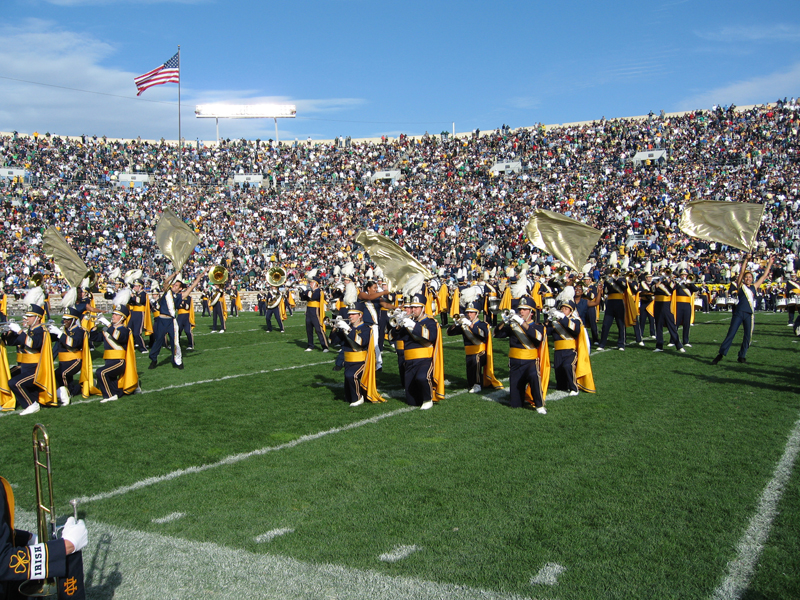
left=710, top=416, right=800, bottom=600
left=530, top=562, right=566, bottom=586
left=151, top=512, right=185, bottom=524
left=13, top=507, right=538, bottom=600
left=74, top=407, right=415, bottom=505
left=379, top=545, right=421, bottom=563
left=254, top=528, right=295, bottom=543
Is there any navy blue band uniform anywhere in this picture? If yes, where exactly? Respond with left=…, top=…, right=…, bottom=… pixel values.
left=653, top=277, right=683, bottom=351
left=149, top=288, right=184, bottom=367
left=127, top=289, right=149, bottom=352
left=598, top=275, right=628, bottom=350
left=3, top=321, right=46, bottom=410
left=53, top=317, right=86, bottom=400
left=300, top=286, right=329, bottom=350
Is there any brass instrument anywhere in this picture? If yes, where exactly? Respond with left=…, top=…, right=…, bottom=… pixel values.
left=332, top=315, right=348, bottom=330
left=388, top=308, right=406, bottom=328
left=0, top=318, right=18, bottom=334
left=30, top=272, right=44, bottom=287
left=487, top=296, right=500, bottom=314
left=266, top=288, right=283, bottom=310
left=209, top=265, right=229, bottom=286
left=19, top=424, right=61, bottom=597
left=501, top=308, right=518, bottom=324
left=267, top=266, right=287, bottom=287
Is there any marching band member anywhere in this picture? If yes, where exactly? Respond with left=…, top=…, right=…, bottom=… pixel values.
left=1, top=288, right=57, bottom=415
left=256, top=291, right=266, bottom=316
left=264, top=286, right=285, bottom=333
left=596, top=269, right=629, bottom=351
left=149, top=269, right=204, bottom=369
left=329, top=303, right=385, bottom=407
left=0, top=282, right=6, bottom=323
left=51, top=306, right=87, bottom=406
left=494, top=294, right=549, bottom=413
left=127, top=277, right=151, bottom=353
left=395, top=275, right=444, bottom=409
left=674, top=269, right=700, bottom=348
left=299, top=271, right=330, bottom=352
left=209, top=284, right=227, bottom=333
left=357, top=280, right=387, bottom=371
left=230, top=286, right=241, bottom=317
left=638, top=273, right=656, bottom=339
left=581, top=274, right=600, bottom=344
left=176, top=281, right=196, bottom=350
left=200, top=288, right=210, bottom=317
left=787, top=272, right=800, bottom=327
left=447, top=286, right=503, bottom=394
left=1, top=474, right=88, bottom=599
left=712, top=254, right=774, bottom=365
left=377, top=276, right=396, bottom=352
left=92, top=303, right=139, bottom=403
left=652, top=269, right=684, bottom=353
left=546, top=288, right=595, bottom=396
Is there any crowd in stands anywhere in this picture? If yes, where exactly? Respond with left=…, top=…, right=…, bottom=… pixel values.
left=2, top=98, right=800, bottom=296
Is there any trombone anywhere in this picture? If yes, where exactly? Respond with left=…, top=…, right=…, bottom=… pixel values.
left=18, top=424, right=61, bottom=597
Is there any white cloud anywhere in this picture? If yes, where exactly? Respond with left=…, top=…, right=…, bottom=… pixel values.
left=677, top=62, right=800, bottom=111
left=0, top=20, right=365, bottom=142
left=696, top=24, right=800, bottom=43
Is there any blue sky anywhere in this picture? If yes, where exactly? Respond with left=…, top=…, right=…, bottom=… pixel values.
left=1, top=0, right=799, bottom=143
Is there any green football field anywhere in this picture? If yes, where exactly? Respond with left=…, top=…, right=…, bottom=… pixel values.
left=2, top=309, right=799, bottom=600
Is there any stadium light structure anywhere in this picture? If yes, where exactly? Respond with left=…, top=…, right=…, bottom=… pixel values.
left=195, top=104, right=297, bottom=144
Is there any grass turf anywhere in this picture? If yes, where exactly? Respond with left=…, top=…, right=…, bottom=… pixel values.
left=2, top=310, right=799, bottom=599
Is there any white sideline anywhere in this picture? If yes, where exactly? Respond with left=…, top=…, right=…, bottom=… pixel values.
left=254, top=528, right=295, bottom=543
left=710, top=416, right=800, bottom=600
left=151, top=512, right=185, bottom=524
left=12, top=508, right=536, bottom=600
left=380, top=545, right=421, bottom=563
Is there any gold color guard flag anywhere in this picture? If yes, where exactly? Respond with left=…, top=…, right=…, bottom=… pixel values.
left=156, top=208, right=200, bottom=272
left=42, top=227, right=90, bottom=288
left=523, top=210, right=603, bottom=271
left=354, top=230, right=433, bottom=290
left=678, top=200, right=765, bottom=252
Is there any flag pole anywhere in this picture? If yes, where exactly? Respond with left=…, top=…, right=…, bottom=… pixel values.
left=177, top=45, right=182, bottom=205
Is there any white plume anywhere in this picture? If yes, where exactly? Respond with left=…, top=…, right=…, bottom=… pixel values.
left=644, top=260, right=653, bottom=274
left=342, top=262, right=355, bottom=277
left=402, top=273, right=425, bottom=298
left=556, top=286, right=575, bottom=305
left=460, top=285, right=482, bottom=308
left=505, top=266, right=515, bottom=278
left=307, top=268, right=317, bottom=279
left=608, top=251, right=618, bottom=267
left=113, top=287, right=132, bottom=307
left=24, top=286, right=45, bottom=307
left=333, top=265, right=341, bottom=276
left=621, top=255, right=630, bottom=270
left=124, top=269, right=143, bottom=285
left=510, top=278, right=528, bottom=299
left=61, top=287, right=78, bottom=309
left=108, top=266, right=121, bottom=280
left=344, top=282, right=358, bottom=306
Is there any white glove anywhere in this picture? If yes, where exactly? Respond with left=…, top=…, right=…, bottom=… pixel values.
left=61, top=516, right=88, bottom=554
left=338, top=323, right=352, bottom=334
left=7, top=322, right=21, bottom=333
left=511, top=314, right=524, bottom=325
left=552, top=310, right=565, bottom=320
left=402, top=317, right=416, bottom=329
left=27, top=533, right=38, bottom=546
left=97, top=316, right=111, bottom=328
left=460, top=318, right=473, bottom=328
left=48, top=324, right=63, bottom=336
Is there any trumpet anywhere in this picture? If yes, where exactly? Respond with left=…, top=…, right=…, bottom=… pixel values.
left=388, top=308, right=406, bottom=328
left=501, top=309, right=518, bottom=324
left=0, top=318, right=18, bottom=333
left=332, top=315, right=349, bottom=330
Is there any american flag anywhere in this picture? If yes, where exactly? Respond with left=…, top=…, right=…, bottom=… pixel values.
left=134, top=52, right=180, bottom=96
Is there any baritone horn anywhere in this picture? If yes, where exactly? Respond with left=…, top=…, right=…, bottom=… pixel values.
left=209, top=265, right=229, bottom=286
left=267, top=266, right=287, bottom=287
left=18, top=424, right=60, bottom=598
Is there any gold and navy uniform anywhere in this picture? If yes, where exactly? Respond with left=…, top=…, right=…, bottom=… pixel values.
left=786, top=280, right=800, bottom=325
left=718, top=283, right=759, bottom=360
left=387, top=318, right=407, bottom=388
left=598, top=277, right=628, bottom=350
left=128, top=290, right=149, bottom=352
left=674, top=280, right=700, bottom=345
left=256, top=292, right=266, bottom=316
left=653, top=279, right=683, bottom=351
left=176, top=293, right=194, bottom=349
left=91, top=321, right=130, bottom=399
left=582, top=281, right=600, bottom=343
left=397, top=315, right=440, bottom=407
left=638, top=280, right=656, bottom=337
left=149, top=289, right=184, bottom=366
left=300, top=287, right=329, bottom=350
left=264, top=288, right=284, bottom=332
left=1, top=476, right=85, bottom=599
left=548, top=313, right=582, bottom=393
left=53, top=321, right=86, bottom=398
left=494, top=318, right=547, bottom=408
left=0, top=291, right=6, bottom=323
left=201, top=292, right=210, bottom=317
left=209, top=287, right=226, bottom=332
left=447, top=317, right=501, bottom=391
left=3, top=323, right=52, bottom=410
left=331, top=322, right=371, bottom=404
